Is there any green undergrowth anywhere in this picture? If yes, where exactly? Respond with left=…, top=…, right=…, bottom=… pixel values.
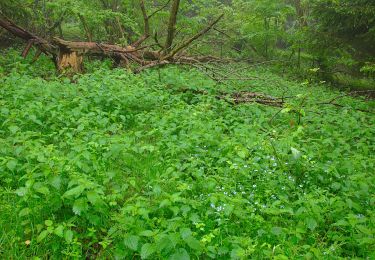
left=0, top=49, right=374, bottom=259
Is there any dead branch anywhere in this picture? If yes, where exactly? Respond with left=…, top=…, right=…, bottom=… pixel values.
left=210, top=91, right=286, bottom=107
left=135, top=60, right=170, bottom=73
left=52, top=38, right=137, bottom=55
left=213, top=27, right=231, bottom=38
left=227, top=91, right=284, bottom=107
left=132, top=0, right=150, bottom=47
left=0, top=15, right=55, bottom=55
left=318, top=102, right=374, bottom=113
left=1, top=7, right=229, bottom=78
left=164, top=14, right=224, bottom=60
left=317, top=90, right=375, bottom=113
left=153, top=31, right=164, bottom=49
left=78, top=14, right=93, bottom=42
left=148, top=0, right=172, bottom=19
left=31, top=49, right=42, bottom=63
left=21, top=39, right=35, bottom=58
left=48, top=10, right=67, bottom=35
left=132, top=0, right=171, bottom=48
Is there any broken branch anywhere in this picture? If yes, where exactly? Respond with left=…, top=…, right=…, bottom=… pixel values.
left=132, top=0, right=150, bottom=47
left=0, top=15, right=55, bottom=54
left=164, top=14, right=224, bottom=60
left=148, top=0, right=171, bottom=19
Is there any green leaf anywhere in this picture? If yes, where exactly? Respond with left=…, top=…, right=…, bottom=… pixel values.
left=49, top=176, right=62, bottom=190
left=180, top=228, right=192, bottom=240
left=357, top=225, right=372, bottom=235
left=64, top=230, right=74, bottom=243
left=139, top=230, right=154, bottom=237
left=271, top=226, right=283, bottom=236
left=218, top=246, right=229, bottom=255
left=8, top=125, right=19, bottom=134
left=54, top=225, right=64, bottom=237
left=37, top=230, right=49, bottom=242
left=291, top=147, right=302, bottom=160
left=334, top=219, right=348, bottom=226
left=77, top=124, right=85, bottom=132
left=37, top=154, right=46, bottom=163
left=6, top=160, right=17, bottom=171
left=63, top=186, right=85, bottom=199
left=19, top=207, right=31, bottom=217
left=45, top=220, right=53, bottom=227
left=87, top=191, right=101, bottom=205
left=123, top=235, right=139, bottom=251
left=141, top=243, right=156, bottom=259
left=160, top=199, right=171, bottom=208
left=306, top=218, right=318, bottom=231
left=72, top=198, right=88, bottom=215
left=237, top=148, right=248, bottom=159
left=281, top=107, right=291, bottom=113
left=331, top=182, right=341, bottom=191
left=15, top=187, right=27, bottom=197
left=230, top=248, right=245, bottom=259
left=168, top=248, right=190, bottom=260
left=184, top=236, right=201, bottom=251
left=35, top=186, right=50, bottom=196
left=156, top=236, right=173, bottom=252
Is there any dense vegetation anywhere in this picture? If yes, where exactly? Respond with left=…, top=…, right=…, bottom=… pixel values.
left=1, top=0, right=375, bottom=86
left=1, top=48, right=374, bottom=259
left=1, top=0, right=374, bottom=259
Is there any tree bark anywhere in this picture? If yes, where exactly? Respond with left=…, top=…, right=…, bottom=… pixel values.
left=57, top=50, right=84, bottom=74
left=164, top=0, right=180, bottom=53
left=132, top=0, right=150, bottom=47
left=53, top=37, right=137, bottom=56
left=0, top=15, right=55, bottom=55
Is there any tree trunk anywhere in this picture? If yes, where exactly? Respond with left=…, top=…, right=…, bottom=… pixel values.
left=57, top=50, right=84, bottom=74
left=164, top=0, right=180, bottom=53
left=0, top=16, right=55, bottom=54
left=264, top=18, right=269, bottom=59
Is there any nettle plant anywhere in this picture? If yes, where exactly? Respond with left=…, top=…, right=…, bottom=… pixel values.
left=0, top=53, right=374, bottom=259
left=281, top=94, right=307, bottom=126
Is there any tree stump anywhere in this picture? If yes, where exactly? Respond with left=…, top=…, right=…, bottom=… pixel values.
left=57, top=50, right=84, bottom=75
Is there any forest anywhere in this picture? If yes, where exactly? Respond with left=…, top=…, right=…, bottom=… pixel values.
left=0, top=0, right=374, bottom=259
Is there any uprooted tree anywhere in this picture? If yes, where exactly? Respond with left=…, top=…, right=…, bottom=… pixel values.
left=0, top=0, right=223, bottom=75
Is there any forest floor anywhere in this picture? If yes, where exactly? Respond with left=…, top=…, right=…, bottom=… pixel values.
left=0, top=49, right=374, bottom=259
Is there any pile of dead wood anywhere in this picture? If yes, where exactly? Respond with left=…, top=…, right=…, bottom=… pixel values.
left=224, top=91, right=285, bottom=107
left=0, top=0, right=223, bottom=75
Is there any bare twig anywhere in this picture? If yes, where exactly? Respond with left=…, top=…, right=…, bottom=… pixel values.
left=318, top=102, right=374, bottom=113
left=148, top=0, right=172, bottom=19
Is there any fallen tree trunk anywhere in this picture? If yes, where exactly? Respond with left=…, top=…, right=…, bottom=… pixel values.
left=0, top=3, right=226, bottom=76
left=52, top=38, right=137, bottom=55
left=218, top=91, right=285, bottom=107
left=0, top=16, right=55, bottom=55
